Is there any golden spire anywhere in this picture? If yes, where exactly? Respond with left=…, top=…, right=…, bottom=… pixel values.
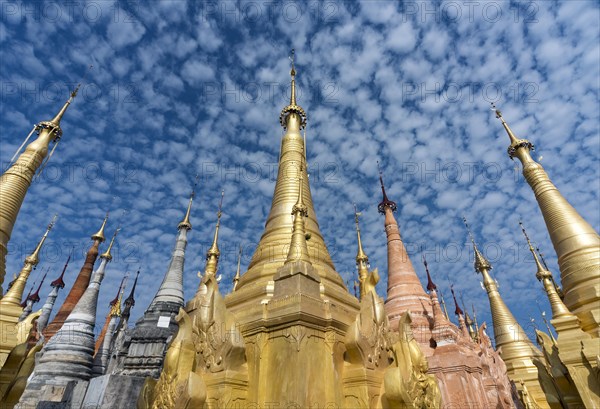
left=109, top=274, right=126, bottom=307
left=462, top=217, right=541, bottom=361
left=534, top=245, right=563, bottom=296
left=285, top=165, right=311, bottom=264
left=354, top=204, right=369, bottom=272
left=232, top=245, right=242, bottom=291
left=109, top=276, right=126, bottom=317
left=463, top=217, right=492, bottom=274
left=178, top=177, right=197, bottom=231
left=27, top=214, right=57, bottom=266
left=303, top=127, right=307, bottom=161
left=279, top=49, right=307, bottom=130
left=519, top=221, right=574, bottom=320
left=91, top=212, right=109, bottom=242
left=463, top=216, right=494, bottom=284
left=534, top=302, right=558, bottom=347
left=94, top=272, right=126, bottom=355
left=1, top=215, right=57, bottom=306
left=204, top=190, right=224, bottom=278
left=0, top=78, right=85, bottom=293
left=461, top=293, right=471, bottom=321
left=100, top=227, right=120, bottom=261
left=539, top=310, right=557, bottom=346
left=290, top=51, right=296, bottom=105
left=493, top=103, right=600, bottom=335
left=491, top=103, right=531, bottom=153
left=231, top=54, right=343, bottom=300
left=354, top=204, right=375, bottom=299
left=461, top=291, right=477, bottom=341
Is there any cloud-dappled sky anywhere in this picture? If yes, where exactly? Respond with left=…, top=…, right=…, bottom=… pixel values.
left=1, top=1, right=599, bottom=344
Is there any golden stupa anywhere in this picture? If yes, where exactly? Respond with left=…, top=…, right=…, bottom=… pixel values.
left=0, top=53, right=597, bottom=409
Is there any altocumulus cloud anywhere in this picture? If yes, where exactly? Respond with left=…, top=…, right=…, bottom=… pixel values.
left=0, top=1, right=598, bottom=344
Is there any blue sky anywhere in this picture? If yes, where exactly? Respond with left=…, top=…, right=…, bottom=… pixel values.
left=1, top=1, right=599, bottom=343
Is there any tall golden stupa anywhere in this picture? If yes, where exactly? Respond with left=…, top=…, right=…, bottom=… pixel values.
left=0, top=87, right=79, bottom=296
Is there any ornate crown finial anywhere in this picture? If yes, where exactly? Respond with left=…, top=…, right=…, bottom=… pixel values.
left=280, top=49, right=307, bottom=130
left=490, top=102, right=534, bottom=158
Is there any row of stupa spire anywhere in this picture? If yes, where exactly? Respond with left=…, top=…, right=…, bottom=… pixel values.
left=1, top=175, right=230, bottom=405
left=0, top=53, right=597, bottom=408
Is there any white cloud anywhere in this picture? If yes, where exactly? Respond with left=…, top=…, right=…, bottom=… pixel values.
left=195, top=17, right=222, bottom=52
left=360, top=2, right=398, bottom=24
left=1, top=1, right=598, bottom=348
left=180, top=58, right=215, bottom=84
left=106, top=10, right=146, bottom=48
left=0, top=22, right=8, bottom=43
left=386, top=21, right=419, bottom=53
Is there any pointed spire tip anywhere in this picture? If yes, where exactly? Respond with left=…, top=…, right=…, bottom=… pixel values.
left=51, top=247, right=72, bottom=288
left=92, top=212, right=109, bottom=242
left=280, top=49, right=307, bottom=130
left=422, top=253, right=437, bottom=292
left=178, top=182, right=197, bottom=230
left=451, top=285, right=464, bottom=316
left=463, top=216, right=491, bottom=273
left=100, top=227, right=120, bottom=261
left=377, top=161, right=397, bottom=214
left=354, top=204, right=368, bottom=264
